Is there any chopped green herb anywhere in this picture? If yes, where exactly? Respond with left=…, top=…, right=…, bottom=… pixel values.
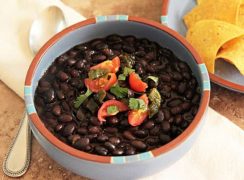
left=118, top=67, right=135, bottom=81
left=129, top=98, right=146, bottom=110
left=94, top=90, right=106, bottom=103
left=88, top=69, right=108, bottom=79
left=107, top=105, right=119, bottom=115
left=118, top=74, right=126, bottom=81
left=74, top=89, right=93, bottom=108
left=110, top=84, right=128, bottom=99
left=123, top=67, right=135, bottom=76
left=148, top=76, right=159, bottom=86
left=148, top=88, right=161, bottom=118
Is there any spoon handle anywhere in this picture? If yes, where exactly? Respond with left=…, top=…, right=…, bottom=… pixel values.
left=2, top=112, right=31, bottom=177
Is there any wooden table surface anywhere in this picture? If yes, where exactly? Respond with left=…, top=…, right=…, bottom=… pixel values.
left=1, top=0, right=244, bottom=179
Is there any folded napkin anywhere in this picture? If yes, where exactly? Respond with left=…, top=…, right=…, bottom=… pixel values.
left=0, top=1, right=243, bottom=180
left=0, top=0, right=85, bottom=98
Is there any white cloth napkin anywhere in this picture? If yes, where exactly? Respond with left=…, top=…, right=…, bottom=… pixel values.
left=0, top=1, right=243, bottom=180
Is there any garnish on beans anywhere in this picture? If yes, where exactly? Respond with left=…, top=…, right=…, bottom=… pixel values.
left=98, top=100, right=128, bottom=122
left=90, top=56, right=120, bottom=73
left=128, top=94, right=149, bottom=126
left=129, top=72, right=148, bottom=92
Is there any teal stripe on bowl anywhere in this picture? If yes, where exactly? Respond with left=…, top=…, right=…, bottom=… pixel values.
left=138, top=152, right=153, bottom=160
left=124, top=154, right=139, bottom=163
left=161, top=15, right=168, bottom=25
left=199, top=64, right=208, bottom=74
left=117, top=15, right=128, bottom=21
left=95, top=16, right=107, bottom=23
left=203, top=81, right=211, bottom=90
left=111, top=156, right=125, bottom=164
left=25, top=95, right=33, bottom=105
left=24, top=86, right=32, bottom=95
left=26, top=104, right=36, bottom=114
left=107, top=15, right=117, bottom=21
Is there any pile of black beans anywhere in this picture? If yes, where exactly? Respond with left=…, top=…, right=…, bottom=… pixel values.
left=34, top=34, right=201, bottom=156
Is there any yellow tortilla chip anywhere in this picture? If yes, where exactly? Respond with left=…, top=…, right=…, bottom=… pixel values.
left=217, top=36, right=244, bottom=75
left=184, top=0, right=241, bottom=28
left=196, top=0, right=204, bottom=5
left=236, top=3, right=244, bottom=28
left=186, top=20, right=244, bottom=73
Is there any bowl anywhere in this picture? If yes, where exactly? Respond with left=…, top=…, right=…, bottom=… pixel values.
left=24, top=15, right=210, bottom=180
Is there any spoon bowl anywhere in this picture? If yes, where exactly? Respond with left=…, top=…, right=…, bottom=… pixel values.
left=29, top=6, right=66, bottom=54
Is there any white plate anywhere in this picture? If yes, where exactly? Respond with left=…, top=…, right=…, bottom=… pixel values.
left=166, top=0, right=244, bottom=93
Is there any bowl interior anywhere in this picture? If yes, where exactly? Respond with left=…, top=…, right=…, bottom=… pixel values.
left=32, top=20, right=203, bottom=96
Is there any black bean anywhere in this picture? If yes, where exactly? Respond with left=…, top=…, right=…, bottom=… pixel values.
left=160, top=74, right=171, bottom=82
left=59, top=114, right=73, bottom=122
left=131, top=140, right=147, bottom=151
left=70, top=69, right=80, bottom=78
left=95, top=146, right=108, bottom=156
left=49, top=65, right=57, bottom=74
left=88, top=126, right=101, bottom=134
left=181, top=102, right=191, bottom=111
left=69, top=134, right=81, bottom=145
left=179, top=62, right=190, bottom=72
left=92, top=54, right=107, bottom=62
left=43, top=89, right=55, bottom=103
left=159, top=134, right=171, bottom=143
left=178, top=82, right=187, bottom=94
left=172, top=72, right=183, bottom=81
left=91, top=40, right=103, bottom=47
left=55, top=124, right=64, bottom=132
left=175, top=115, right=183, bottom=125
left=156, top=110, right=165, bottom=123
left=52, top=105, right=61, bottom=116
left=109, top=137, right=121, bottom=145
left=183, top=72, right=191, bottom=80
left=69, top=50, right=78, bottom=57
left=56, top=54, right=68, bottom=64
left=185, top=90, right=194, bottom=100
left=74, top=44, right=88, bottom=51
left=135, top=64, right=145, bottom=75
left=90, top=116, right=102, bottom=126
left=135, top=51, right=146, bottom=57
left=170, top=106, right=183, bottom=115
left=76, top=60, right=86, bottom=69
left=148, top=79, right=157, bottom=88
left=60, top=83, right=69, bottom=92
left=57, top=71, right=69, bottom=81
left=134, top=130, right=148, bottom=139
left=77, top=127, right=88, bottom=135
left=108, top=116, right=119, bottom=125
left=112, top=148, right=124, bottom=156
left=146, top=137, right=160, bottom=146
left=39, top=80, right=50, bottom=88
left=192, top=94, right=200, bottom=104
left=161, top=121, right=171, bottom=133
left=56, top=90, right=65, bottom=100
left=167, top=98, right=183, bottom=107
left=106, top=93, right=116, bottom=100
left=181, top=121, right=189, bottom=129
left=67, top=58, right=77, bottom=66
left=45, top=118, right=58, bottom=128
left=191, top=106, right=199, bottom=116
left=183, top=112, right=194, bottom=121
left=123, top=131, right=136, bottom=140
left=104, top=127, right=118, bottom=134
left=97, top=134, right=109, bottom=143
left=61, top=101, right=70, bottom=112
left=63, top=124, right=75, bottom=136
left=143, top=120, right=155, bottom=129
left=149, top=126, right=160, bottom=136
left=74, top=137, right=90, bottom=150
left=102, top=143, right=115, bottom=153
left=95, top=43, right=108, bottom=50
left=125, top=147, right=136, bottom=155
left=75, top=109, right=85, bottom=122
left=86, top=134, right=98, bottom=142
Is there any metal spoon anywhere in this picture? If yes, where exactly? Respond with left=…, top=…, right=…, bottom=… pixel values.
left=3, top=6, right=66, bottom=177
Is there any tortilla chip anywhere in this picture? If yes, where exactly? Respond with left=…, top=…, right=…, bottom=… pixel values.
left=184, top=0, right=241, bottom=28
left=217, top=36, right=244, bottom=75
left=236, top=3, right=244, bottom=28
left=196, top=0, right=204, bottom=4
left=186, top=20, right=244, bottom=73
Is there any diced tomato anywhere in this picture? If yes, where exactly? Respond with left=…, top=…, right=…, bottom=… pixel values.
left=129, top=72, right=148, bottom=92
left=128, top=94, right=149, bottom=126
left=84, top=73, right=117, bottom=93
left=90, top=56, right=120, bottom=73
left=98, top=100, right=128, bottom=122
